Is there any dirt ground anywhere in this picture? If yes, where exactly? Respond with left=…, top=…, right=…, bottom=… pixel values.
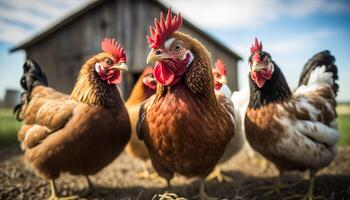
left=0, top=146, right=349, bottom=200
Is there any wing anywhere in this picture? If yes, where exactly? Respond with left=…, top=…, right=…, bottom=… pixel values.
left=216, top=93, right=236, bottom=129
left=18, top=86, right=77, bottom=149
left=136, top=95, right=156, bottom=140
left=289, top=94, right=339, bottom=148
left=298, top=50, right=338, bottom=95
left=19, top=86, right=70, bottom=123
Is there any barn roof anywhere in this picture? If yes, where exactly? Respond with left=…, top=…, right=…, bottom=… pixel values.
left=10, top=0, right=242, bottom=60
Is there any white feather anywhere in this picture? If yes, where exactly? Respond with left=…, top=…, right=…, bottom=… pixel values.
left=231, top=86, right=250, bottom=125
left=218, top=84, right=232, bottom=99
left=307, top=65, right=333, bottom=86
left=272, top=99, right=339, bottom=170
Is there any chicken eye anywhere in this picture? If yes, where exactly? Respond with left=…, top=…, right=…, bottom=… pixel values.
left=105, top=58, right=113, bottom=65
left=175, top=44, right=181, bottom=51
left=264, top=58, right=270, bottom=65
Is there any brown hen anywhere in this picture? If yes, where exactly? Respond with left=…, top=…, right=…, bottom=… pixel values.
left=137, top=8, right=235, bottom=200
left=15, top=38, right=131, bottom=200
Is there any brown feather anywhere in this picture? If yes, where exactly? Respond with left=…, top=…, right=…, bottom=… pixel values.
left=18, top=52, right=131, bottom=180
left=140, top=32, right=235, bottom=179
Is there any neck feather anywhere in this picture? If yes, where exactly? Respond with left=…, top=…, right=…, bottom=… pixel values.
left=248, top=62, right=292, bottom=109
left=71, top=57, right=122, bottom=107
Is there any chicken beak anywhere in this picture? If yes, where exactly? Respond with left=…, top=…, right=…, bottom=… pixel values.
left=251, top=61, right=261, bottom=72
left=110, top=63, right=128, bottom=71
left=146, top=49, right=173, bottom=64
left=217, top=77, right=227, bottom=84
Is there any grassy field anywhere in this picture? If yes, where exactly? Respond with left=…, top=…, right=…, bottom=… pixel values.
left=0, top=109, right=21, bottom=148
left=0, top=105, right=349, bottom=148
left=337, top=104, right=350, bottom=146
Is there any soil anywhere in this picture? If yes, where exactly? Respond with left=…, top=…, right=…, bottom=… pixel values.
left=0, top=145, right=349, bottom=200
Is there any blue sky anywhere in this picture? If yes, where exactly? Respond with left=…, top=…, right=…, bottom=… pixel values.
left=0, top=0, right=350, bottom=101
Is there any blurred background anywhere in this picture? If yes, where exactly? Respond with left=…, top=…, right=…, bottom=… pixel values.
left=0, top=0, right=349, bottom=148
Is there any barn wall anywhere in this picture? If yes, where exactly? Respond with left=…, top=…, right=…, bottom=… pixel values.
left=25, top=0, right=239, bottom=99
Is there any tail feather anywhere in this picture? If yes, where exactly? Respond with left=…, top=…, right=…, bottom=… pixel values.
left=14, top=60, right=48, bottom=121
left=298, top=50, right=338, bottom=95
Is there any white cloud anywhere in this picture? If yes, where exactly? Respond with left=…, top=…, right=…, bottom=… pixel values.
left=160, top=0, right=350, bottom=29
left=0, top=21, right=31, bottom=43
left=265, top=30, right=338, bottom=54
left=0, top=0, right=92, bottom=44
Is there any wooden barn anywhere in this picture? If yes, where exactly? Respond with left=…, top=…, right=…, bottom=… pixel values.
left=10, top=0, right=241, bottom=99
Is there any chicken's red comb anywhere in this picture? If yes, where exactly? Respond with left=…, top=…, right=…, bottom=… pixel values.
left=215, top=59, right=227, bottom=76
left=147, top=7, right=183, bottom=49
left=101, top=37, right=126, bottom=62
left=250, top=38, right=263, bottom=54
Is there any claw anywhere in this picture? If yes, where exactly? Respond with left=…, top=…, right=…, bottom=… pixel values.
left=206, top=166, right=233, bottom=183
left=49, top=180, right=78, bottom=200
left=258, top=178, right=302, bottom=197
left=284, top=172, right=322, bottom=200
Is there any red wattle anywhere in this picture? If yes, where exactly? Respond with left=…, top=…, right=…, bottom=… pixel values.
left=154, top=62, right=175, bottom=86
left=251, top=72, right=265, bottom=88
left=107, top=70, right=122, bottom=85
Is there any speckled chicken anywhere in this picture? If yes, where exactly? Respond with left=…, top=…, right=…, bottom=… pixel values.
left=15, top=38, right=131, bottom=200
left=244, top=38, right=339, bottom=199
left=137, top=8, right=236, bottom=199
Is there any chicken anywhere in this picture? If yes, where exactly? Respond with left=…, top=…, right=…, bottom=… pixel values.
left=212, top=59, right=232, bottom=98
left=244, top=38, right=339, bottom=199
left=137, top=8, right=235, bottom=199
left=207, top=60, right=246, bottom=182
left=125, top=66, right=157, bottom=177
left=14, top=38, right=131, bottom=200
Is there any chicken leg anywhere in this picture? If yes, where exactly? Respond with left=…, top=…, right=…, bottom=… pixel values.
left=80, top=176, right=95, bottom=196
left=258, top=170, right=301, bottom=197
left=195, top=179, right=218, bottom=200
left=48, top=180, right=78, bottom=200
left=206, top=166, right=233, bottom=182
left=284, top=170, right=324, bottom=200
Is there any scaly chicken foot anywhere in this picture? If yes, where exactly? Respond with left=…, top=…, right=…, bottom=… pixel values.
left=206, top=166, right=233, bottom=183
left=284, top=171, right=324, bottom=200
left=48, top=180, right=78, bottom=200
left=193, top=179, right=218, bottom=200
left=259, top=177, right=302, bottom=197
left=136, top=170, right=162, bottom=180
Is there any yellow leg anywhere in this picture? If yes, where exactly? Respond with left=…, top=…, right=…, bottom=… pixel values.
left=284, top=171, right=324, bottom=200
left=48, top=180, right=78, bottom=200
left=206, top=166, right=233, bottom=183
left=196, top=179, right=218, bottom=200
left=258, top=171, right=301, bottom=197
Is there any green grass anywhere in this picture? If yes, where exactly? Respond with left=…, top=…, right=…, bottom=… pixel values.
left=0, top=109, right=21, bottom=148
left=338, top=114, right=350, bottom=146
